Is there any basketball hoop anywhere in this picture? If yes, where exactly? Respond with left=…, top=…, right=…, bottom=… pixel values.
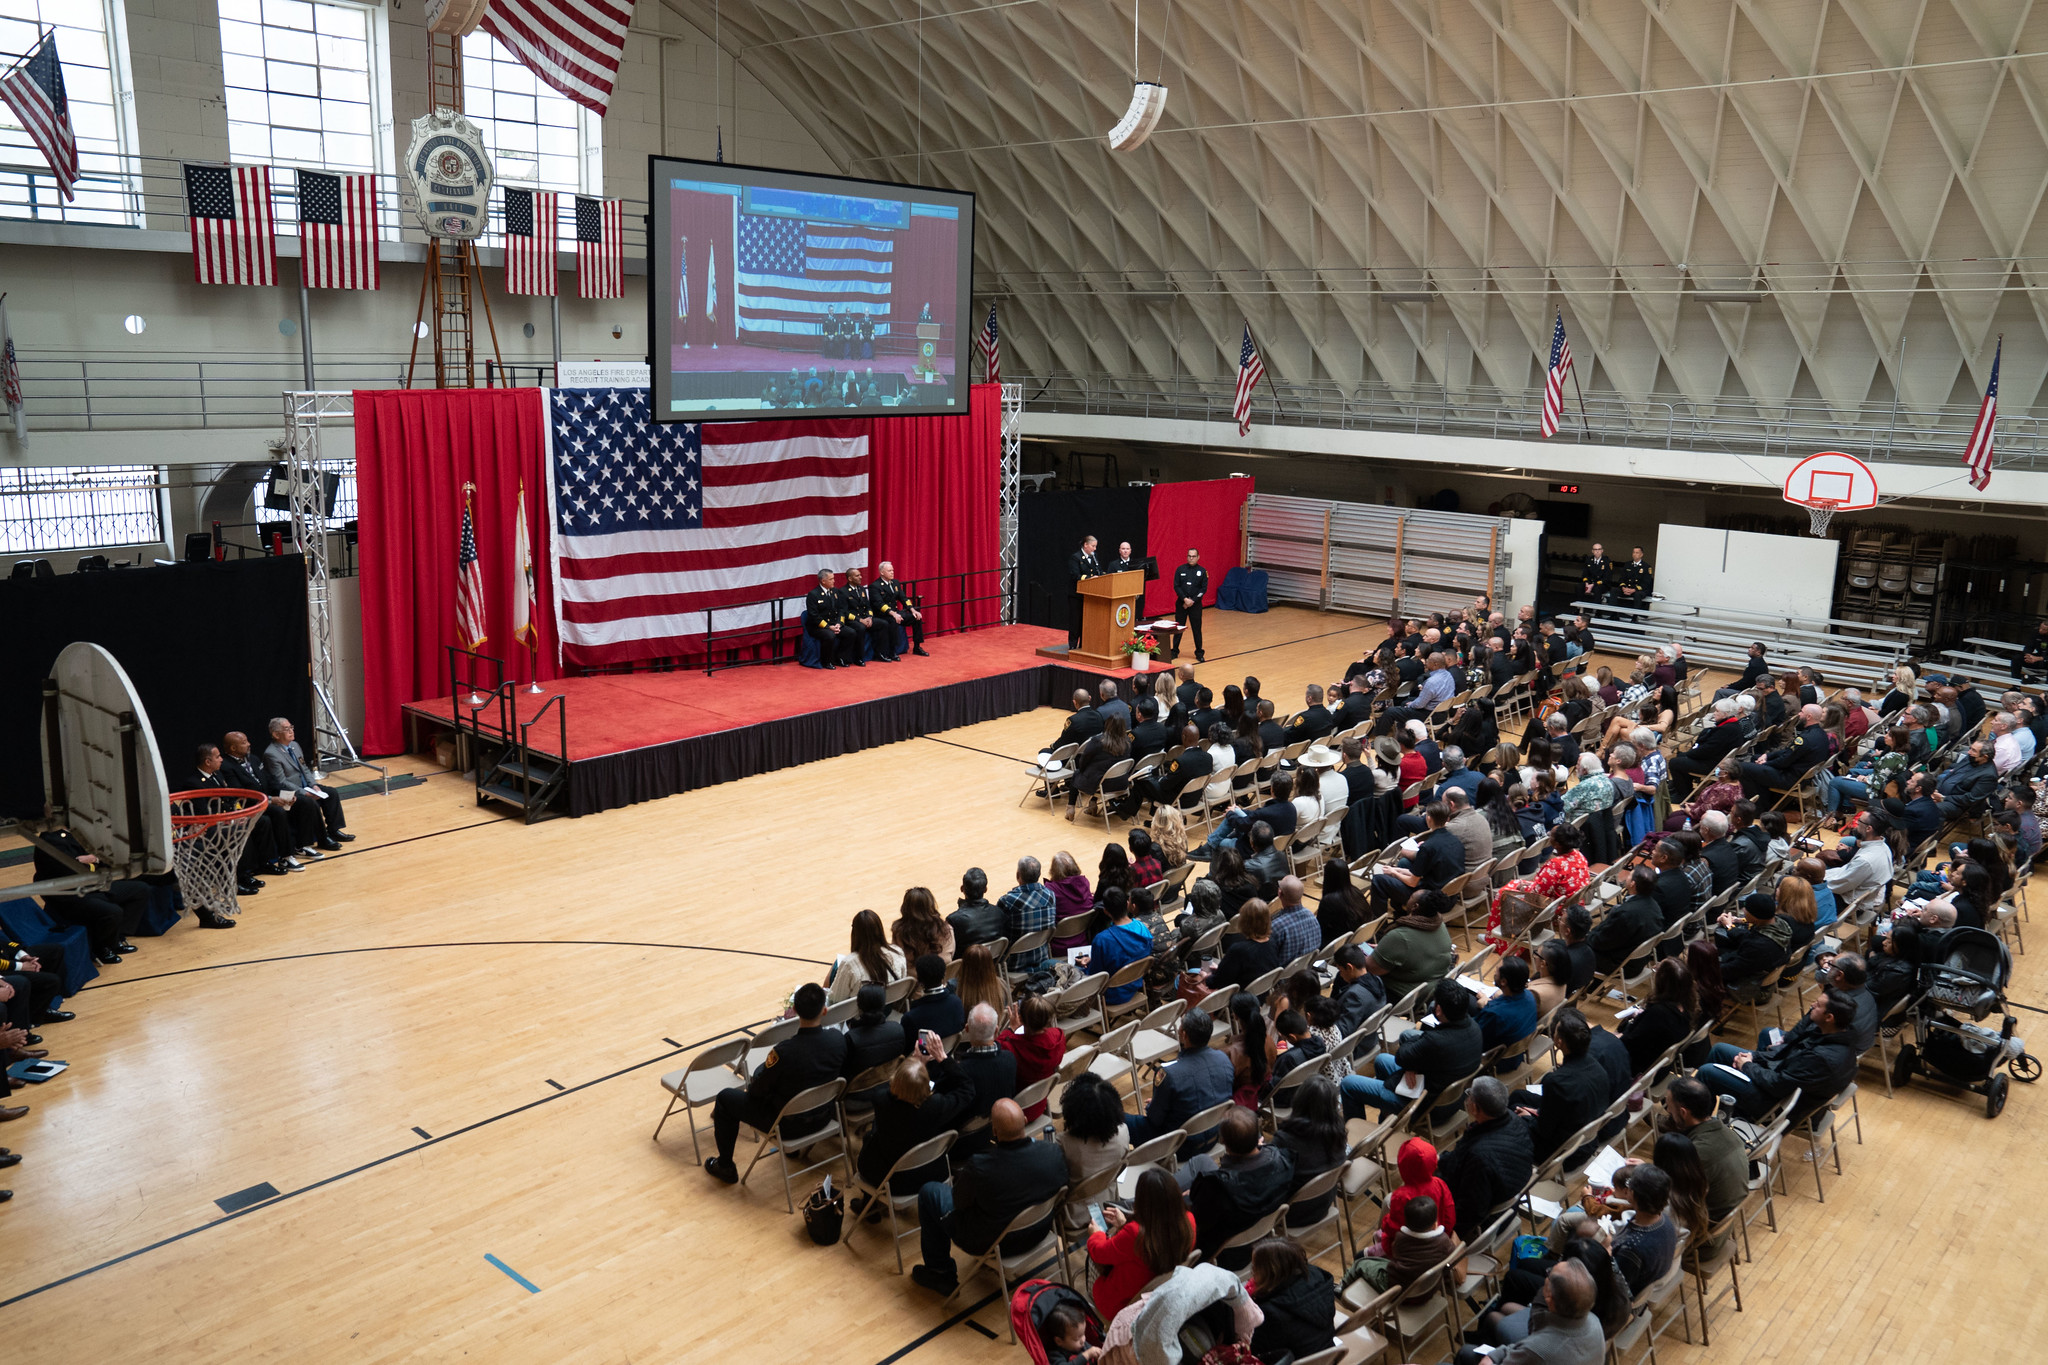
left=1805, top=498, right=1842, bottom=538
left=1784, top=452, right=1878, bottom=539
left=168, top=789, right=267, bottom=918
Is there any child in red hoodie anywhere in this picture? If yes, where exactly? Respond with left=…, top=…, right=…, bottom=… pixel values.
left=1371, top=1136, right=1457, bottom=1253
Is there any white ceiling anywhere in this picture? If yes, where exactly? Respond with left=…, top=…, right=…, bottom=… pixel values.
left=680, top=0, right=2048, bottom=421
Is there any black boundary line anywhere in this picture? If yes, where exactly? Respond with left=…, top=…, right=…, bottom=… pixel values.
left=303, top=818, right=507, bottom=861
left=868, top=1254, right=1058, bottom=1365
left=915, top=735, right=1038, bottom=766
left=1195, top=619, right=1378, bottom=665
left=0, top=1012, right=784, bottom=1309
left=964, top=1320, right=999, bottom=1339
left=77, top=940, right=831, bottom=991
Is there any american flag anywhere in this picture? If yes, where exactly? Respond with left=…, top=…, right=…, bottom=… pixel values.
left=1232, top=324, right=1264, bottom=436
left=504, top=188, right=558, bottom=297
left=1, top=33, right=76, bottom=202
left=576, top=195, right=622, bottom=299
left=1964, top=336, right=2000, bottom=491
left=545, top=388, right=870, bottom=666
left=1, top=293, right=22, bottom=445
left=1539, top=311, right=1572, bottom=438
left=676, top=236, right=689, bottom=320
left=185, top=164, right=276, bottom=286
left=482, top=0, right=631, bottom=118
left=456, top=490, right=487, bottom=650
left=735, top=213, right=892, bottom=340
left=976, top=304, right=1001, bottom=384
left=297, top=170, right=379, bottom=290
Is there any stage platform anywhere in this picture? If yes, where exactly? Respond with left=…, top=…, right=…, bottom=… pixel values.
left=402, top=624, right=1129, bottom=818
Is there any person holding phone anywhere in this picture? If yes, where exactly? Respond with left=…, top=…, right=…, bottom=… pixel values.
left=1085, top=1166, right=1196, bottom=1320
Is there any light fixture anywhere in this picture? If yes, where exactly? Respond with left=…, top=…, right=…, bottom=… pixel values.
left=522, top=322, right=536, bottom=338
left=611, top=324, right=623, bottom=339
left=123, top=314, right=145, bottom=334
left=414, top=321, right=430, bottom=339
left=1107, top=1, right=1168, bottom=152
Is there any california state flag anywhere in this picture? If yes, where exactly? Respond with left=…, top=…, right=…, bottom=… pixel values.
left=512, top=481, right=537, bottom=646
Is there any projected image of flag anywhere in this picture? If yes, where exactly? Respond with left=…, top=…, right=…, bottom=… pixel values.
left=734, top=213, right=893, bottom=340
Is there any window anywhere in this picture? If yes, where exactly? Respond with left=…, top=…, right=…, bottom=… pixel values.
left=0, top=465, right=164, bottom=554
left=219, top=0, right=382, bottom=173
left=462, top=30, right=600, bottom=195
left=0, top=0, right=140, bottom=225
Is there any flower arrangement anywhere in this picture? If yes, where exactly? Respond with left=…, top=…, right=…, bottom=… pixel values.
left=1123, top=631, right=1160, bottom=655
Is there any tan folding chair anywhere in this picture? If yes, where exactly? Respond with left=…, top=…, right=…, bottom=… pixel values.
left=738, top=1077, right=850, bottom=1214
left=1211, top=1201, right=1290, bottom=1272
left=1003, top=928, right=1052, bottom=984
left=1020, top=743, right=1080, bottom=807
left=1114, top=1127, right=1189, bottom=1199
left=943, top=1187, right=1070, bottom=1341
left=845, top=1128, right=958, bottom=1273
left=1102, top=955, right=1157, bottom=1026
left=1130, top=997, right=1188, bottom=1100
left=1284, top=1166, right=1347, bottom=1268
left=652, top=1036, right=748, bottom=1158
left=1681, top=1211, right=1743, bottom=1345
left=742, top=1016, right=800, bottom=1076
left=1054, top=969, right=1110, bottom=1038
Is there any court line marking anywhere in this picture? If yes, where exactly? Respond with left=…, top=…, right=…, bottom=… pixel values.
left=0, top=1012, right=784, bottom=1310
left=868, top=1254, right=1058, bottom=1365
left=484, top=1253, right=541, bottom=1293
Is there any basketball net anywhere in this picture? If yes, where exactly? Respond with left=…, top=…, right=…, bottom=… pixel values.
left=1805, top=499, right=1841, bottom=537
left=168, top=789, right=266, bottom=917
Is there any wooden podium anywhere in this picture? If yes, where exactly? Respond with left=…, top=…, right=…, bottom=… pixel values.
left=1060, top=570, right=1146, bottom=669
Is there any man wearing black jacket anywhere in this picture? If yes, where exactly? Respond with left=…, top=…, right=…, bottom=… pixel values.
left=1512, top=1009, right=1608, bottom=1166
left=912, top=1098, right=1068, bottom=1293
left=31, top=829, right=144, bottom=965
left=843, top=567, right=895, bottom=661
left=1700, top=990, right=1859, bottom=1123
left=804, top=568, right=859, bottom=668
left=1933, top=742, right=2000, bottom=817
left=1066, top=536, right=1103, bottom=648
left=871, top=561, right=927, bottom=656
left=1112, top=725, right=1211, bottom=819
left=1128, top=698, right=1173, bottom=760
left=855, top=1049, right=970, bottom=1206
left=1588, top=869, right=1665, bottom=974
left=946, top=868, right=1005, bottom=951
left=185, top=744, right=268, bottom=903
left=1369, top=803, right=1465, bottom=911
left=1438, top=1076, right=1535, bottom=1240
left=1044, top=690, right=1104, bottom=754
left=1256, top=699, right=1286, bottom=754
left=1697, top=811, right=1743, bottom=893
left=1173, top=547, right=1210, bottom=662
left=1285, top=685, right=1335, bottom=745
left=1333, top=678, right=1374, bottom=731
left=221, top=731, right=306, bottom=871
left=1737, top=703, right=1833, bottom=802
left=1341, top=978, right=1483, bottom=1121
left=1186, top=1107, right=1296, bottom=1267
left=704, top=984, right=848, bottom=1182
left=1668, top=699, right=1745, bottom=799
left=1715, top=894, right=1791, bottom=993
left=1647, top=841, right=1695, bottom=930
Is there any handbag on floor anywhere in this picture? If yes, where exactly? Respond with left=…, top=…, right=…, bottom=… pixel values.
left=801, top=1176, right=845, bottom=1246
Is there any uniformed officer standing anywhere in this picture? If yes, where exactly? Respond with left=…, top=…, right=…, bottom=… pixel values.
left=1615, top=544, right=1654, bottom=610
left=1066, top=535, right=1102, bottom=648
left=870, top=561, right=927, bottom=657
left=804, top=568, right=859, bottom=668
left=1173, top=547, right=1210, bottom=663
left=1581, top=542, right=1614, bottom=611
left=843, top=566, right=895, bottom=661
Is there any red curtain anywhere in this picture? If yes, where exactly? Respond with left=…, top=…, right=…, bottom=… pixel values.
left=1143, top=476, right=1255, bottom=616
left=354, top=387, right=557, bottom=755
left=870, top=382, right=1002, bottom=632
left=670, top=186, right=737, bottom=348
left=887, top=211, right=961, bottom=360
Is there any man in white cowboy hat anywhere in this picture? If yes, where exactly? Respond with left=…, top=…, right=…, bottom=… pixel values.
left=1300, top=743, right=1349, bottom=847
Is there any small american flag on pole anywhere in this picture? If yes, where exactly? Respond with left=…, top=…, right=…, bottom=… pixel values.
left=503, top=188, right=557, bottom=297
left=1539, top=311, right=1572, bottom=438
left=575, top=195, right=622, bottom=299
left=1232, top=324, right=1264, bottom=436
left=975, top=304, right=1001, bottom=384
left=184, top=164, right=276, bottom=286
left=297, top=170, right=379, bottom=290
left=482, top=0, right=632, bottom=118
left=457, top=485, right=488, bottom=650
left=0, top=32, right=77, bottom=202
left=1964, top=336, right=2000, bottom=492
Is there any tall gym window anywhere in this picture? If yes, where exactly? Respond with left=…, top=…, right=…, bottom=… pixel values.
left=461, top=30, right=601, bottom=195
left=218, top=0, right=389, bottom=174
left=0, top=0, right=141, bottom=226
left=0, top=465, right=165, bottom=555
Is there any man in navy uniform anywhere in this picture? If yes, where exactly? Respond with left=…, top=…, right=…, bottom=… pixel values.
left=702, top=983, right=848, bottom=1183
left=872, top=561, right=927, bottom=656
left=1173, top=547, right=1210, bottom=663
left=1615, top=545, right=1654, bottom=608
left=1581, top=542, right=1613, bottom=611
left=1066, top=535, right=1102, bottom=649
left=805, top=568, right=859, bottom=668
left=844, top=567, right=895, bottom=661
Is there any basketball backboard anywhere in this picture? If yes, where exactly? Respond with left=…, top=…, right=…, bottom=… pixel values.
left=1784, top=451, right=1879, bottom=510
left=38, top=641, right=172, bottom=880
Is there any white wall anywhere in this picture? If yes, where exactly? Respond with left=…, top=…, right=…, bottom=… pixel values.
left=1651, top=525, right=1842, bottom=622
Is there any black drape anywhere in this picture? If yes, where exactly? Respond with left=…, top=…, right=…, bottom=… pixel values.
left=1016, top=487, right=1153, bottom=631
left=0, top=557, right=313, bottom=816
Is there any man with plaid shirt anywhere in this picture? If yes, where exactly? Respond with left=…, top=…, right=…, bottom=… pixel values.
left=1269, top=876, right=1321, bottom=961
left=999, top=855, right=1056, bottom=970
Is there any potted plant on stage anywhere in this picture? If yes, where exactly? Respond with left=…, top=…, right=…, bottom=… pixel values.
left=1123, top=630, right=1160, bottom=672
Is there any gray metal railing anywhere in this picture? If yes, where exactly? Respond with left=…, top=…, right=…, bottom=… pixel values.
left=1016, top=371, right=2048, bottom=471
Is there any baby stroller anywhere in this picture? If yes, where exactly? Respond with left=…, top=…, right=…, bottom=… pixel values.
left=1012, top=1280, right=1103, bottom=1365
left=1891, top=926, right=2039, bottom=1118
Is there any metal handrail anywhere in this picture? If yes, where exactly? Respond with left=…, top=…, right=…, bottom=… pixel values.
left=1015, top=371, right=2048, bottom=470
left=519, top=691, right=569, bottom=797
left=703, top=567, right=1016, bottom=675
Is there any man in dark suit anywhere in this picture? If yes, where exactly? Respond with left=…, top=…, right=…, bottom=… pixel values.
left=871, top=561, right=928, bottom=657
left=1106, top=540, right=1141, bottom=573
left=1112, top=725, right=1212, bottom=819
left=912, top=1097, right=1069, bottom=1293
left=1187, top=687, right=1224, bottom=740
left=950, top=1003, right=1018, bottom=1156
left=804, top=568, right=858, bottom=668
left=31, top=829, right=144, bottom=965
left=1129, top=698, right=1173, bottom=760
left=1932, top=742, right=1999, bottom=818
left=186, top=743, right=268, bottom=902
left=221, top=730, right=306, bottom=872
left=1580, top=543, right=1613, bottom=609
left=1588, top=867, right=1665, bottom=974
left=1285, top=684, right=1335, bottom=745
left=854, top=1047, right=974, bottom=1202
left=1736, top=703, right=1832, bottom=802
left=1615, top=545, right=1654, bottom=607
left=1333, top=678, right=1374, bottom=731
left=703, top=983, right=849, bottom=1183
left=265, top=718, right=350, bottom=849
left=1512, top=1009, right=1608, bottom=1166
left=1066, top=535, right=1103, bottom=648
left=1438, top=1077, right=1535, bottom=1241
left=1044, top=689, right=1104, bottom=754
left=1256, top=699, right=1285, bottom=753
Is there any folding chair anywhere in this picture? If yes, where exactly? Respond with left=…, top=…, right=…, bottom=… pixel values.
left=1784, top=1084, right=1854, bottom=1202
left=1736, top=1118, right=1791, bottom=1259
left=738, top=1078, right=850, bottom=1214
left=652, top=1036, right=748, bottom=1157
left=1115, top=1128, right=1188, bottom=1198
left=845, top=1128, right=958, bottom=1273
left=943, top=1187, right=1070, bottom=1341
left=1084, top=1018, right=1143, bottom=1094
left=1129, top=997, right=1188, bottom=1100
left=1003, top=928, right=1052, bottom=985
left=742, top=1017, right=801, bottom=1076
left=1020, top=743, right=1081, bottom=807
left=1612, top=1228, right=1691, bottom=1364
left=1102, top=955, right=1156, bottom=1026
left=1284, top=1165, right=1347, bottom=1267
left=1680, top=1211, right=1743, bottom=1345
left=1211, top=1201, right=1290, bottom=1272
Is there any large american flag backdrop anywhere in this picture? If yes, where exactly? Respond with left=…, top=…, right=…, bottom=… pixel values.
left=543, top=387, right=871, bottom=666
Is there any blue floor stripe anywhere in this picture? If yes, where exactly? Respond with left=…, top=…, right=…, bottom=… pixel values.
left=484, top=1253, right=540, bottom=1293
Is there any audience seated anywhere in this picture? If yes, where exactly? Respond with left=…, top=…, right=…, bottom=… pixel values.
left=1246, top=1236, right=1337, bottom=1363
left=1085, top=1165, right=1192, bottom=1321
left=946, top=867, right=1004, bottom=950
left=899, top=955, right=964, bottom=1048
left=853, top=1034, right=973, bottom=1203
left=1185, top=1107, right=1295, bottom=1269
left=1699, top=989, right=1859, bottom=1122
left=1511, top=1008, right=1605, bottom=1166
left=826, top=909, right=906, bottom=1004
left=1436, top=1076, right=1535, bottom=1241
left=910, top=1098, right=1067, bottom=1295
left=999, top=994, right=1067, bottom=1119
left=1341, top=977, right=1482, bottom=1121
left=1123, top=1007, right=1233, bottom=1153
left=702, top=983, right=846, bottom=1184
left=263, top=717, right=350, bottom=850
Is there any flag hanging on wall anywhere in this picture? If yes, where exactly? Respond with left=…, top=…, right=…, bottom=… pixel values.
left=503, top=187, right=558, bottom=297
left=1539, top=311, right=1573, bottom=438
left=575, top=195, right=622, bottom=299
left=1, top=294, right=24, bottom=446
left=297, top=169, right=380, bottom=290
left=544, top=389, right=870, bottom=666
left=481, top=0, right=631, bottom=118
left=456, top=485, right=488, bottom=650
left=184, top=163, right=276, bottom=286
left=975, top=304, right=1001, bottom=384
left=1232, top=324, right=1264, bottom=436
left=0, top=32, right=77, bottom=202
left=512, top=480, right=537, bottom=646
left=1963, top=337, right=2000, bottom=492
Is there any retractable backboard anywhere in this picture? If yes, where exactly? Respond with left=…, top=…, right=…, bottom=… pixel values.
left=40, top=642, right=172, bottom=877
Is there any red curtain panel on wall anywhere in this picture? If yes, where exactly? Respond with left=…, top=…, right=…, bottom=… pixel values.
left=353, top=387, right=557, bottom=755
left=869, top=382, right=1002, bottom=633
left=1142, top=476, right=1254, bottom=618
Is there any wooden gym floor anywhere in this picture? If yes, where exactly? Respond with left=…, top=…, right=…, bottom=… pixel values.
left=0, top=605, right=2041, bottom=1363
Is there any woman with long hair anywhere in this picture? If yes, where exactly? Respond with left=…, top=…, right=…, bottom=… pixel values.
left=1086, top=1165, right=1196, bottom=1320
left=826, top=908, right=906, bottom=1003
left=1225, top=990, right=1274, bottom=1106
left=890, top=886, right=954, bottom=962
left=956, top=942, right=1009, bottom=1019
left=1274, top=1076, right=1346, bottom=1225
left=1966, top=836, right=2015, bottom=901
left=1639, top=1130, right=1712, bottom=1241
left=1069, top=713, right=1134, bottom=819
left=1222, top=683, right=1246, bottom=729
left=1213, top=846, right=1262, bottom=919
left=1879, top=664, right=1919, bottom=718
left=1474, top=776, right=1524, bottom=864
left=1317, top=858, right=1371, bottom=944
left=1149, top=803, right=1190, bottom=869
left=1775, top=873, right=1820, bottom=957
left=1246, top=1236, right=1338, bottom=1363
left=1096, top=842, right=1136, bottom=905
left=1619, top=957, right=1698, bottom=1075
left=1529, top=939, right=1575, bottom=1016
